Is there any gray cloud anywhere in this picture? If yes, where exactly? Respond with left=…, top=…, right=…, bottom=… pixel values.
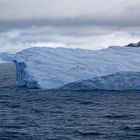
left=0, top=0, right=128, bottom=19
left=0, top=16, right=140, bottom=34
left=0, top=0, right=139, bottom=30
left=0, top=0, right=139, bottom=52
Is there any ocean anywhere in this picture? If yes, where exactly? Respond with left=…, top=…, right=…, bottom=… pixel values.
left=0, top=64, right=140, bottom=140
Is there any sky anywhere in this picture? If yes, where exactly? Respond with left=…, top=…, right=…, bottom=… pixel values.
left=0, top=0, right=140, bottom=53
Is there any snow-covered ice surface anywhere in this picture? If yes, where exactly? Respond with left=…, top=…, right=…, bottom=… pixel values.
left=14, top=46, right=140, bottom=90
left=0, top=53, right=14, bottom=63
left=0, top=59, right=7, bottom=63
left=60, top=71, right=140, bottom=90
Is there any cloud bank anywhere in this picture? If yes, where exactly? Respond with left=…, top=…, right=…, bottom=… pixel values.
left=0, top=0, right=139, bottom=52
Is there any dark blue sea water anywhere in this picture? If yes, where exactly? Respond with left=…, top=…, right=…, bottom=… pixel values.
left=0, top=87, right=140, bottom=140
left=0, top=64, right=140, bottom=140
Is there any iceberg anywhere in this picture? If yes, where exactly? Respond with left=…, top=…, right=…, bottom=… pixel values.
left=0, top=53, right=14, bottom=63
left=60, top=71, right=140, bottom=90
left=14, top=43, right=140, bottom=90
left=0, top=59, right=7, bottom=63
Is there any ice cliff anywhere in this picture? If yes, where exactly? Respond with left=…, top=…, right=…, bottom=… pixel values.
left=14, top=43, right=140, bottom=90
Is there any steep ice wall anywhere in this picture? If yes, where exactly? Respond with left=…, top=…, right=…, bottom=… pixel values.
left=14, top=46, right=140, bottom=90
left=14, top=60, right=38, bottom=88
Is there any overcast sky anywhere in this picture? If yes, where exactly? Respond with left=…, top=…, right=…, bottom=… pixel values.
left=0, top=0, right=139, bottom=52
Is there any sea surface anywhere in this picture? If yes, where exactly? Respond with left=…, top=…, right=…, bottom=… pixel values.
left=0, top=64, right=140, bottom=140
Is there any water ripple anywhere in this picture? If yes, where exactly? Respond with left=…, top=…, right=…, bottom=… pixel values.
left=0, top=87, right=140, bottom=140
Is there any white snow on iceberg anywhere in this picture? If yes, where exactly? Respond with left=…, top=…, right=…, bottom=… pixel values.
left=60, top=71, right=140, bottom=90
left=0, top=53, right=14, bottom=63
left=0, top=59, right=7, bottom=63
left=14, top=45, right=140, bottom=90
